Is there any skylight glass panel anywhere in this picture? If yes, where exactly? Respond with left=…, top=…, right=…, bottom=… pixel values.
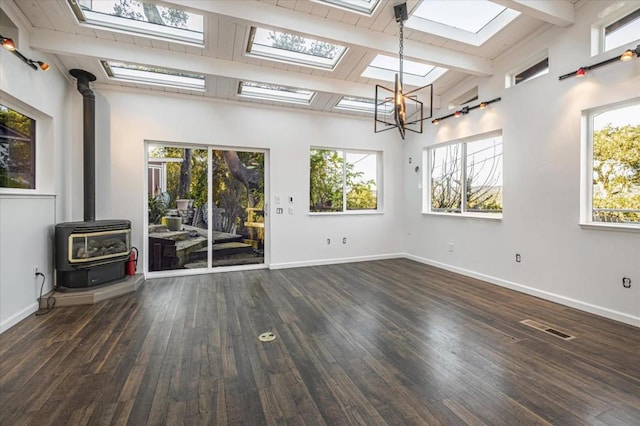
left=101, top=61, right=205, bottom=90
left=361, top=54, right=447, bottom=86
left=238, top=81, right=315, bottom=105
left=69, top=0, right=204, bottom=45
left=412, top=0, right=506, bottom=34
left=335, top=96, right=392, bottom=114
left=247, top=27, right=347, bottom=70
left=313, top=0, right=381, bottom=16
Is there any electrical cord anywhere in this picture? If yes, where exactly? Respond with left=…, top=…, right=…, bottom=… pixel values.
left=35, top=272, right=56, bottom=316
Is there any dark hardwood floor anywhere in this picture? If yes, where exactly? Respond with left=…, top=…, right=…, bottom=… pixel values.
left=1, top=259, right=639, bottom=425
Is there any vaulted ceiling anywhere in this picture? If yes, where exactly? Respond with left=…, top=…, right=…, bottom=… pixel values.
left=5, top=0, right=578, bottom=115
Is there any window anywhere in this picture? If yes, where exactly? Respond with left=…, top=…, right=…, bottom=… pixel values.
left=425, top=133, right=503, bottom=215
left=586, top=101, right=640, bottom=225
left=0, top=104, right=36, bottom=189
left=361, top=54, right=447, bottom=86
left=312, top=0, right=380, bottom=16
left=101, top=61, right=205, bottom=90
left=310, top=148, right=380, bottom=213
left=68, top=0, right=204, bottom=45
left=412, top=1, right=506, bottom=33
left=506, top=53, right=549, bottom=87
left=604, top=8, right=640, bottom=52
left=406, top=0, right=519, bottom=47
left=238, top=81, right=315, bottom=104
left=513, top=58, right=549, bottom=85
left=335, top=96, right=392, bottom=114
left=247, top=27, right=347, bottom=70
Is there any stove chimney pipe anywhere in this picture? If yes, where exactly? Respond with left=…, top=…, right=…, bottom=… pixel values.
left=70, top=69, right=97, bottom=222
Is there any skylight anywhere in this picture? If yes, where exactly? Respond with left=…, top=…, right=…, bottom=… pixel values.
left=406, top=0, right=519, bottom=46
left=361, top=55, right=447, bottom=86
left=247, top=27, right=347, bottom=70
left=312, top=0, right=380, bottom=16
left=413, top=1, right=506, bottom=33
left=101, top=61, right=205, bottom=91
left=69, top=0, right=204, bottom=45
left=335, top=96, right=392, bottom=114
left=238, top=81, right=315, bottom=105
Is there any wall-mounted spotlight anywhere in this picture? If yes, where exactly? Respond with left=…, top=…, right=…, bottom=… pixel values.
left=1, top=34, right=49, bottom=71
left=559, top=44, right=639, bottom=80
left=1, top=36, right=16, bottom=51
left=431, top=97, right=501, bottom=125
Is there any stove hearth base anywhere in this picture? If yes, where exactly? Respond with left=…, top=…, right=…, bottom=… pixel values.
left=57, top=261, right=126, bottom=291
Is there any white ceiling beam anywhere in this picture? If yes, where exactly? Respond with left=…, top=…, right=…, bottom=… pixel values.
left=162, top=0, right=492, bottom=76
left=492, top=0, right=575, bottom=27
left=29, top=29, right=422, bottom=102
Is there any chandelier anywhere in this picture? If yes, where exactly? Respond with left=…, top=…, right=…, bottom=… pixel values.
left=374, top=3, right=432, bottom=140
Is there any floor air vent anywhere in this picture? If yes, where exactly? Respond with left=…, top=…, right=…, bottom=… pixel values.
left=519, top=319, right=576, bottom=341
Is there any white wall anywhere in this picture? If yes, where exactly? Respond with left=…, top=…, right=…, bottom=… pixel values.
left=0, top=4, right=74, bottom=331
left=404, top=0, right=640, bottom=326
left=99, top=90, right=405, bottom=269
left=0, top=195, right=55, bottom=332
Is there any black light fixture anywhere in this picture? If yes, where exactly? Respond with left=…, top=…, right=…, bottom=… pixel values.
left=0, top=34, right=50, bottom=71
left=431, top=97, right=501, bottom=125
left=559, top=44, right=639, bottom=80
left=374, top=3, right=433, bottom=139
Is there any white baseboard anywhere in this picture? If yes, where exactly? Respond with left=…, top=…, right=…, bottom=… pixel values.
left=269, top=253, right=404, bottom=270
left=0, top=302, right=38, bottom=334
left=404, top=253, right=640, bottom=328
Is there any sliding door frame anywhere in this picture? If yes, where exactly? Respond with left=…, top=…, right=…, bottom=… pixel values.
left=143, top=140, right=269, bottom=279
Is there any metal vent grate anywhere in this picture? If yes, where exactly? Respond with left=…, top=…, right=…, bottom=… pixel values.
left=520, top=319, right=576, bottom=340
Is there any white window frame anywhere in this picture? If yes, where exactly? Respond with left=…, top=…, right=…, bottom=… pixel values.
left=67, top=0, right=205, bottom=46
left=423, top=131, right=503, bottom=219
left=580, top=98, right=640, bottom=232
left=334, top=96, right=393, bottom=115
left=505, top=50, right=549, bottom=88
left=101, top=61, right=206, bottom=91
left=238, top=81, right=315, bottom=105
left=591, top=4, right=640, bottom=57
left=362, top=54, right=447, bottom=86
left=0, top=94, right=54, bottom=195
left=310, top=0, right=381, bottom=17
left=405, top=1, right=519, bottom=47
left=309, top=147, right=383, bottom=215
left=246, top=27, right=347, bottom=71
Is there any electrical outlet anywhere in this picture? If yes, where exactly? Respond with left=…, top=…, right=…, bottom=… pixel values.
left=33, top=266, right=39, bottom=276
left=515, top=253, right=521, bottom=263
left=448, top=243, right=454, bottom=252
left=622, top=277, right=631, bottom=288
left=342, top=237, right=347, bottom=244
left=327, top=238, right=331, bottom=245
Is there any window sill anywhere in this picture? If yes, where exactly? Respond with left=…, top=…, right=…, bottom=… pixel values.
left=423, top=211, right=502, bottom=221
left=309, top=210, right=383, bottom=217
left=0, top=191, right=56, bottom=198
left=579, top=222, right=640, bottom=233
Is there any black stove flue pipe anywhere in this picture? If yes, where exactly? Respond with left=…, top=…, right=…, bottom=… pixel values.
left=70, top=69, right=97, bottom=222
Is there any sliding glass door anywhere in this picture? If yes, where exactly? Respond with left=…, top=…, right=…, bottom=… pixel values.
left=146, top=144, right=265, bottom=273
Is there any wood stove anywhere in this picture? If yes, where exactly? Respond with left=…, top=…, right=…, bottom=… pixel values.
left=55, top=69, right=132, bottom=290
